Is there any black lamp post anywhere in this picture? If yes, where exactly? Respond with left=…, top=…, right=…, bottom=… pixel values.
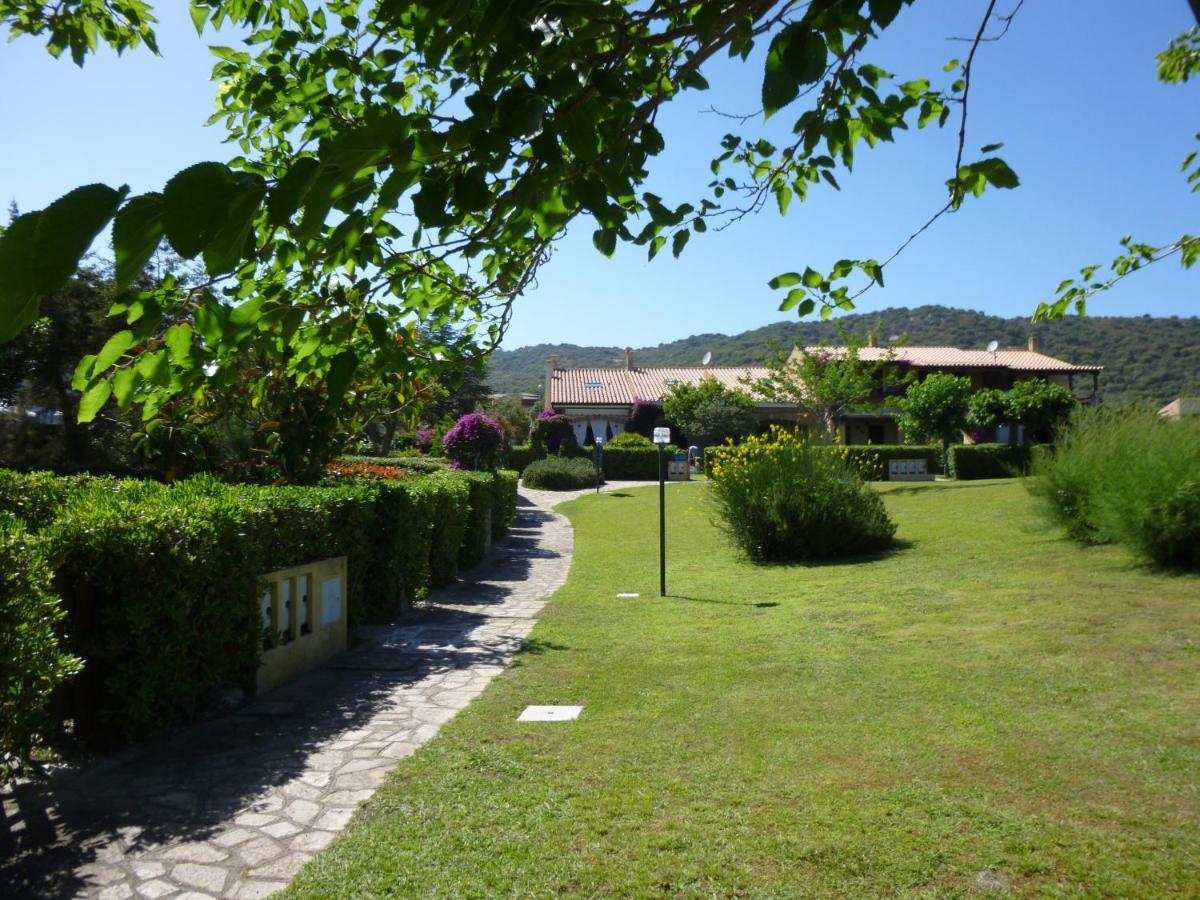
left=652, top=427, right=670, bottom=596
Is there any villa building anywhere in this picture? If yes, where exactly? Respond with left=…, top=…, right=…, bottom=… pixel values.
left=543, top=337, right=1102, bottom=446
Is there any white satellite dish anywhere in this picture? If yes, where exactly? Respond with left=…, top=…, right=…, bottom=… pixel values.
left=986, top=340, right=1000, bottom=353
left=701, top=351, right=712, bottom=366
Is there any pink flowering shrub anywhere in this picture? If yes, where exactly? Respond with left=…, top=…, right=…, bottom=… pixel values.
left=442, top=413, right=506, bottom=470
left=532, top=412, right=574, bottom=455
left=414, top=427, right=435, bottom=454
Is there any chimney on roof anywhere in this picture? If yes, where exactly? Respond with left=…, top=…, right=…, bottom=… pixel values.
left=543, top=354, right=559, bottom=412
left=867, top=333, right=878, bottom=348
left=625, top=347, right=633, bottom=370
left=1027, top=335, right=1041, bottom=353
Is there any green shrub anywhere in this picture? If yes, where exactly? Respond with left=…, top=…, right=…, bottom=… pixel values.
left=522, top=457, right=598, bottom=490
left=459, top=471, right=497, bottom=569
left=426, top=471, right=471, bottom=585
left=708, top=428, right=896, bottom=562
left=338, top=455, right=445, bottom=473
left=601, top=445, right=661, bottom=480
left=1, top=521, right=82, bottom=776
left=507, top=444, right=539, bottom=473
left=491, top=470, right=519, bottom=540
left=1031, top=407, right=1200, bottom=566
left=948, top=443, right=1036, bottom=480
left=0, top=469, right=98, bottom=529
left=606, top=431, right=653, bottom=448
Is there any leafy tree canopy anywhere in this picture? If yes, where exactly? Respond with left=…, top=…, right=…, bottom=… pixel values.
left=0, top=1, right=1195, bottom=481
left=895, top=372, right=972, bottom=449
left=663, top=376, right=758, bottom=447
left=746, top=327, right=907, bottom=434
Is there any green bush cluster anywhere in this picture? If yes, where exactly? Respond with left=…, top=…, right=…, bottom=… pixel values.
left=708, top=429, right=896, bottom=562
left=522, top=457, right=598, bottom=491
left=0, top=467, right=520, bottom=750
left=948, top=443, right=1037, bottom=480
left=1, top=520, right=82, bottom=777
left=600, top=444, right=680, bottom=480
left=337, top=455, right=446, bottom=473
left=1030, top=407, right=1200, bottom=567
left=605, top=431, right=653, bottom=448
left=507, top=444, right=537, bottom=473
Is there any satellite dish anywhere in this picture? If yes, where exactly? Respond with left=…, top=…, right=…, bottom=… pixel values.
left=701, top=351, right=712, bottom=366
left=986, top=340, right=1000, bottom=353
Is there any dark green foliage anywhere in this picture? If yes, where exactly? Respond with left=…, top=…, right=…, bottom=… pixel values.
left=1031, top=407, right=1200, bottom=567
left=426, top=472, right=471, bottom=586
left=598, top=445, right=679, bottom=480
left=1, top=519, right=81, bottom=776
left=485, top=306, right=1190, bottom=406
left=459, top=472, right=497, bottom=570
left=491, top=471, right=519, bottom=540
left=522, top=457, right=598, bottom=491
left=507, top=444, right=538, bottom=473
left=948, top=444, right=1036, bottom=480
left=841, top=445, right=943, bottom=481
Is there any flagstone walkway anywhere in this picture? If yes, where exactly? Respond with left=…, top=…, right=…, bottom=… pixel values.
left=1, top=483, right=645, bottom=899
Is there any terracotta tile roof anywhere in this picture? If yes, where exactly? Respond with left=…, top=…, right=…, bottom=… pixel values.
left=548, top=366, right=773, bottom=406
left=547, top=368, right=635, bottom=405
left=628, top=367, right=772, bottom=401
left=796, top=345, right=1102, bottom=373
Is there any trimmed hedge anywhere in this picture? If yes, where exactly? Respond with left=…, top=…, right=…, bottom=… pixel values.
left=0, top=467, right=520, bottom=748
left=1, top=520, right=81, bottom=775
left=337, top=455, right=445, bottom=473
left=949, top=443, right=1036, bottom=480
left=522, top=457, right=597, bottom=490
left=598, top=444, right=681, bottom=480
left=507, top=444, right=538, bottom=473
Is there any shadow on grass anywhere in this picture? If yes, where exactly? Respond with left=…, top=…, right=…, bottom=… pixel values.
left=515, top=637, right=572, bottom=656
left=879, top=481, right=1015, bottom=496
left=748, top=538, right=916, bottom=569
left=667, top=595, right=781, bottom=609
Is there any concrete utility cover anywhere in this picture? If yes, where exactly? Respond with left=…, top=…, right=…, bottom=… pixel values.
left=518, top=705, right=583, bottom=722
left=616, top=592, right=639, bottom=598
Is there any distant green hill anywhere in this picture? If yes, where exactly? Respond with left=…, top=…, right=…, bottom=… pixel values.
left=488, top=305, right=1200, bottom=405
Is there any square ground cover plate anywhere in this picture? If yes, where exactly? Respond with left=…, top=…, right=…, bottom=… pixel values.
left=518, top=705, right=583, bottom=722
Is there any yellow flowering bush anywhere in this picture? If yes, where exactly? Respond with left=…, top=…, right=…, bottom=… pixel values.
left=707, top=427, right=896, bottom=561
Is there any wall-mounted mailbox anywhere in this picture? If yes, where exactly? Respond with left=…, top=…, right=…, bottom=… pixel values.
left=257, top=556, right=348, bottom=695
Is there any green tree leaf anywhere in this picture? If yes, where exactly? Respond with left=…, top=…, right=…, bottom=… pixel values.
left=113, top=193, right=165, bottom=289
left=94, top=329, right=134, bottom=372
left=77, top=380, right=112, bottom=423
left=162, top=162, right=239, bottom=259
left=0, top=212, right=42, bottom=342
left=33, top=183, right=127, bottom=293
left=762, top=24, right=827, bottom=119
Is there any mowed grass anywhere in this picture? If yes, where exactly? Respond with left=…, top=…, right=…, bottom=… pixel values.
left=287, top=480, right=1199, bottom=897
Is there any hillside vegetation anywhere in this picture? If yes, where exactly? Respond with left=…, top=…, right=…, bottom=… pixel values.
left=489, top=305, right=1199, bottom=405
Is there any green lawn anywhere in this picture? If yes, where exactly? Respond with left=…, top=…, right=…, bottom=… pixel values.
left=287, top=480, right=1199, bottom=897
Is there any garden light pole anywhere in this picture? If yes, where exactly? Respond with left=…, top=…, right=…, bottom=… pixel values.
left=653, top=427, right=670, bottom=597
left=593, top=436, right=604, bottom=493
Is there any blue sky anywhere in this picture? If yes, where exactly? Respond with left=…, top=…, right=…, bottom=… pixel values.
left=2, top=1, right=1196, bottom=350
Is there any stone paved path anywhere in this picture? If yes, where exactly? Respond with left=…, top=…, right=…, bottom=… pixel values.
left=0, top=483, right=648, bottom=899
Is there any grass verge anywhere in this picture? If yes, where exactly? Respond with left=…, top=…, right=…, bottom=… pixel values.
left=287, top=480, right=1199, bottom=897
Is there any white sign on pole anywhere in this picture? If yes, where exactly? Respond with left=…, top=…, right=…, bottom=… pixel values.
left=652, top=427, right=671, bottom=444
